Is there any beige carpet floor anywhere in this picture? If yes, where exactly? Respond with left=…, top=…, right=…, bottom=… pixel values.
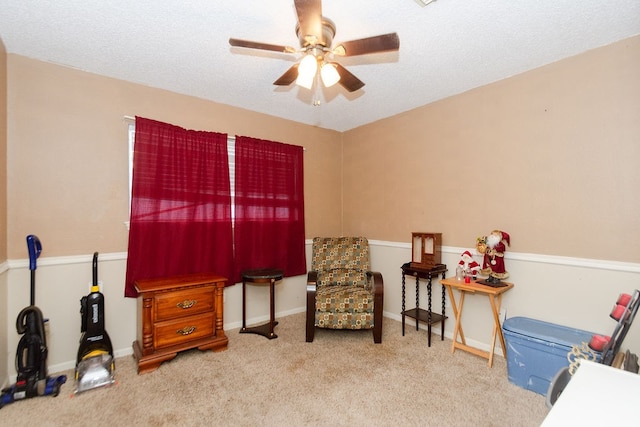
left=1, top=312, right=549, bottom=426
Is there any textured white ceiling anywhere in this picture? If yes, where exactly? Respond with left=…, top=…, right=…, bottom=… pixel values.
left=1, top=0, right=639, bottom=131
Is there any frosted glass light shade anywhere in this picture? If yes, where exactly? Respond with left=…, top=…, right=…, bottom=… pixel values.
left=320, top=62, right=340, bottom=87
left=296, top=54, right=318, bottom=89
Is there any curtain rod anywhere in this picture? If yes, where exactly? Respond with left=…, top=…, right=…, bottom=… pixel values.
left=123, top=116, right=305, bottom=151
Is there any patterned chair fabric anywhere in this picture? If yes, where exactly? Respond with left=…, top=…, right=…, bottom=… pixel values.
left=306, top=237, right=384, bottom=343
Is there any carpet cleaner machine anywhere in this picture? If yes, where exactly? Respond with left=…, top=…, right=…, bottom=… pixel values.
left=74, top=252, right=115, bottom=393
left=0, top=235, right=67, bottom=409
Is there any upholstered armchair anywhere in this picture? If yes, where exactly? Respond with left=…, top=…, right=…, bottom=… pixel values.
left=306, top=237, right=384, bottom=343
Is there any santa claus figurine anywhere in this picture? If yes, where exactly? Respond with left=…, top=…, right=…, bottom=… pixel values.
left=476, top=230, right=510, bottom=281
left=458, top=250, right=481, bottom=278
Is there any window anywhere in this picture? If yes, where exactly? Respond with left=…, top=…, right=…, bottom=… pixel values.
left=125, top=118, right=306, bottom=296
left=129, top=125, right=237, bottom=221
left=232, top=135, right=306, bottom=281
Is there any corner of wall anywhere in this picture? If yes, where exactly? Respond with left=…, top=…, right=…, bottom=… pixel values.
left=0, top=266, right=8, bottom=389
left=0, top=36, right=9, bottom=388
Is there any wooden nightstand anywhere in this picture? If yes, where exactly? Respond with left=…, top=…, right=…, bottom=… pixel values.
left=132, top=273, right=228, bottom=374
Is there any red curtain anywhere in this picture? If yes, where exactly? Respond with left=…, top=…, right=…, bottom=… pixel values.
left=233, top=136, right=306, bottom=283
left=124, top=117, right=233, bottom=297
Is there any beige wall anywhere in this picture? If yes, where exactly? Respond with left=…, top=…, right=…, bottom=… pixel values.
left=7, top=37, right=638, bottom=262
left=6, top=56, right=343, bottom=259
left=1, top=37, right=7, bottom=261
left=0, top=37, right=8, bottom=386
left=343, top=36, right=640, bottom=263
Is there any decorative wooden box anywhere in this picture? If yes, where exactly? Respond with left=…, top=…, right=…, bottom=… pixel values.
left=410, top=232, right=442, bottom=270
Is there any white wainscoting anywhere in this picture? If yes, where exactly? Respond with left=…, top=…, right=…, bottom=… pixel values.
left=369, top=240, right=640, bottom=358
left=3, top=240, right=639, bottom=382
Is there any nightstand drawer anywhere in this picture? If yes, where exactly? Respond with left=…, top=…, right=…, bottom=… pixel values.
left=154, top=312, right=215, bottom=349
left=154, top=286, right=215, bottom=322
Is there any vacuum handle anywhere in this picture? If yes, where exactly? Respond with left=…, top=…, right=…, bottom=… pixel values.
left=92, top=252, right=99, bottom=286
left=26, top=235, right=42, bottom=271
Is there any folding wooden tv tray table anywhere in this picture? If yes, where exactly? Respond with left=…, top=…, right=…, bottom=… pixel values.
left=441, top=277, right=514, bottom=367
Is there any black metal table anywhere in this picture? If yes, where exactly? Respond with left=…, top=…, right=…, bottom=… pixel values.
left=401, top=263, right=448, bottom=346
left=240, top=268, right=284, bottom=339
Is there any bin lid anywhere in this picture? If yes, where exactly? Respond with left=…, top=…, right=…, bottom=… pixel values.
left=503, top=316, right=595, bottom=348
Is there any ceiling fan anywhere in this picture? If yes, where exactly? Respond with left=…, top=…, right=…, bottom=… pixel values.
left=229, top=0, right=400, bottom=92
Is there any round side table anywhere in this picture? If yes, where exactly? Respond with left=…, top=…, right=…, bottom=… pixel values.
left=240, top=268, right=284, bottom=339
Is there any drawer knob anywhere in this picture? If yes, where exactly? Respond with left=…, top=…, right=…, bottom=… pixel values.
left=177, top=326, right=196, bottom=336
left=177, top=299, right=197, bottom=309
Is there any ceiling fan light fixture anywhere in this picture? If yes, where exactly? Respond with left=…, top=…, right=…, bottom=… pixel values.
left=296, top=54, right=318, bottom=89
left=320, top=62, right=340, bottom=87
left=230, top=0, right=401, bottom=93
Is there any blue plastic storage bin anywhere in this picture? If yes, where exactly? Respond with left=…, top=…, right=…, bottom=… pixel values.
left=502, top=316, right=596, bottom=396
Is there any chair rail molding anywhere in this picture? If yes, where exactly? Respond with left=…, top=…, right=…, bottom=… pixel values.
left=364, top=239, right=640, bottom=274
left=4, top=242, right=638, bottom=274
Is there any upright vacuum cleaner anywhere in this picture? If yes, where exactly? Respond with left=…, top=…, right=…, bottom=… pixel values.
left=0, top=235, right=67, bottom=409
left=74, top=252, right=115, bottom=393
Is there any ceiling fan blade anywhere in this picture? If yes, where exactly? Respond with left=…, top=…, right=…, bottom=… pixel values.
left=273, top=63, right=300, bottom=86
left=294, top=0, right=323, bottom=46
left=229, top=38, right=296, bottom=54
left=332, top=62, right=365, bottom=92
left=333, top=33, right=400, bottom=56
